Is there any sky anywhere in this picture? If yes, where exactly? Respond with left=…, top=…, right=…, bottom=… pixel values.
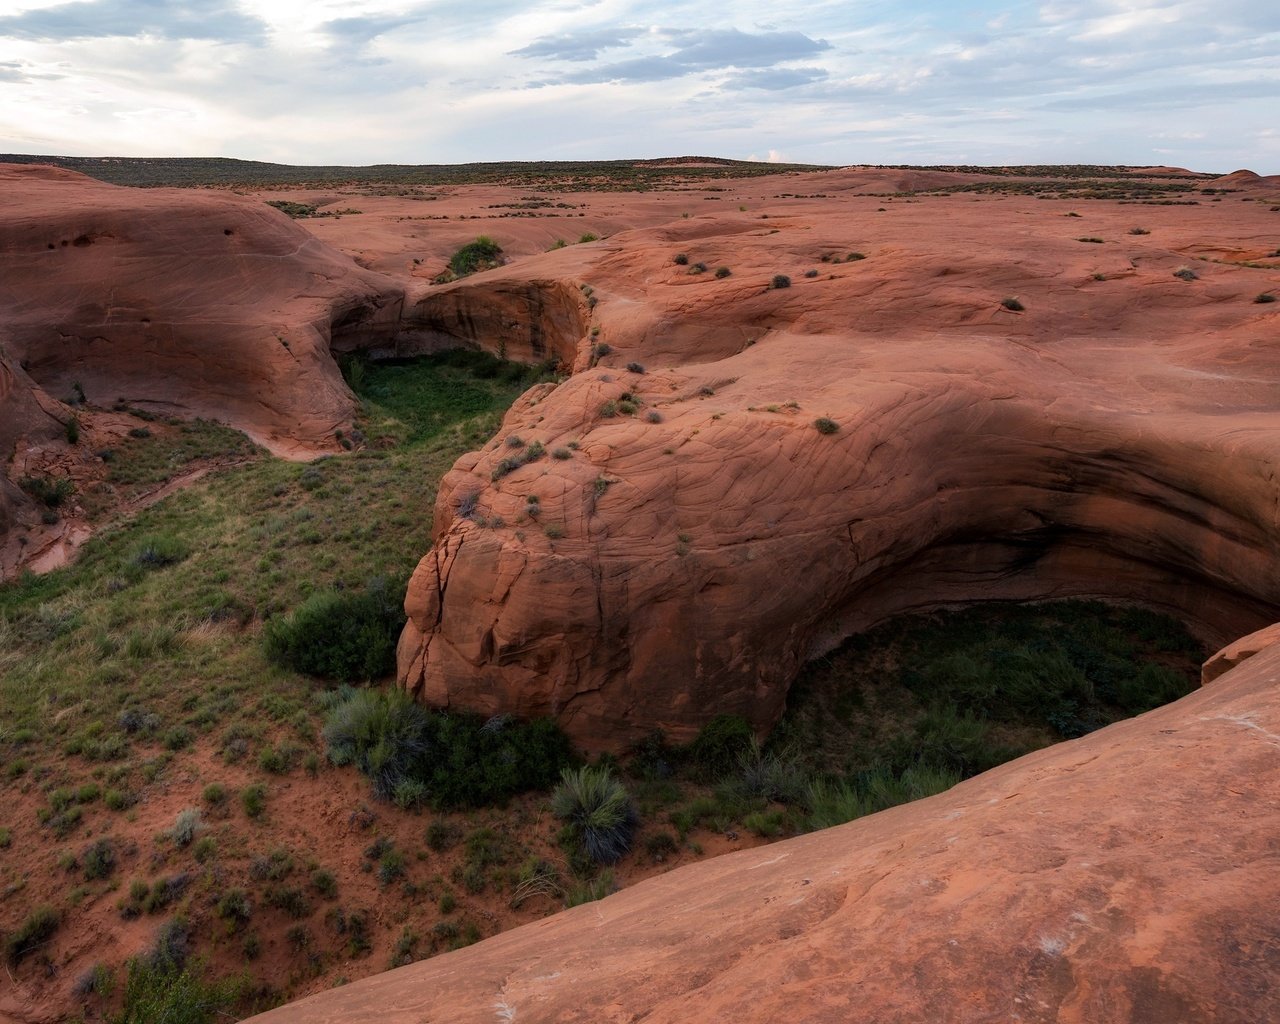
left=0, top=0, right=1277, bottom=171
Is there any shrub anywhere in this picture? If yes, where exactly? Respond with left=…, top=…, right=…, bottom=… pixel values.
left=263, top=577, right=405, bottom=681
left=1000, top=296, right=1024, bottom=311
left=688, top=262, right=707, bottom=274
left=117, top=955, right=237, bottom=1024
left=1172, top=266, right=1198, bottom=280
left=448, top=236, right=503, bottom=276
left=201, top=783, right=226, bottom=807
left=552, top=766, right=637, bottom=865
left=714, top=266, right=731, bottom=278
left=688, top=715, right=754, bottom=777
left=216, top=889, right=252, bottom=928
left=240, top=783, right=267, bottom=819
left=1075, top=237, right=1104, bottom=243
left=19, top=475, right=74, bottom=508
left=673, top=253, right=688, bottom=265
left=323, top=689, right=573, bottom=809
left=83, top=838, right=116, bottom=880
left=1129, top=227, right=1150, bottom=235
left=132, top=533, right=190, bottom=569
left=803, top=269, right=818, bottom=278
left=323, top=688, right=430, bottom=800
left=311, top=868, right=338, bottom=898
left=644, top=831, right=679, bottom=863
left=847, top=252, right=866, bottom=261
left=814, top=417, right=839, bottom=435
left=578, top=233, right=599, bottom=243
left=625, top=362, right=646, bottom=374
left=171, top=808, right=202, bottom=848
left=770, top=274, right=791, bottom=289
left=5, top=905, right=59, bottom=964
left=1255, top=292, right=1277, bottom=304
left=552, top=447, right=572, bottom=460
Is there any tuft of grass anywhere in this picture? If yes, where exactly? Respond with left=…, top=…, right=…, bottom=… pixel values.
left=1000, top=296, right=1024, bottom=311
left=770, top=274, right=791, bottom=289
left=1255, top=292, right=1276, bottom=304
left=1172, top=266, right=1198, bottom=281
left=5, top=906, right=59, bottom=964
left=813, top=417, right=839, bottom=435
left=552, top=766, right=637, bottom=865
left=447, top=236, right=503, bottom=277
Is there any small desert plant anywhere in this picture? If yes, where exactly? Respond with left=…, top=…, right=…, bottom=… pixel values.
left=132, top=533, right=189, bottom=568
left=803, top=269, right=818, bottom=278
left=564, top=871, right=616, bottom=907
left=814, top=417, right=839, bottom=435
left=714, top=266, right=731, bottom=278
left=552, top=766, right=637, bottom=865
left=1128, top=227, right=1150, bottom=235
left=688, top=262, right=707, bottom=274
left=1076, top=237, right=1104, bottom=244
left=579, top=232, right=599, bottom=243
left=170, top=808, right=202, bottom=848
left=1172, top=266, right=1198, bottom=281
left=322, top=688, right=430, bottom=801
left=771, top=274, right=791, bottom=289
left=673, top=253, right=688, bottom=265
left=1255, top=292, right=1276, bottom=304
left=1000, top=296, right=1024, bottom=311
left=5, top=905, right=59, bottom=964
left=240, top=783, right=267, bottom=819
left=82, top=838, right=116, bottom=880
left=625, top=362, right=646, bottom=374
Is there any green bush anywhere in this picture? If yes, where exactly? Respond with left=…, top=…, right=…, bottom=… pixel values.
left=263, top=578, right=405, bottom=681
left=322, top=689, right=574, bottom=808
left=552, top=766, right=637, bottom=865
left=240, top=783, right=266, bottom=819
left=687, top=714, right=754, bottom=778
left=814, top=417, right=839, bottom=435
left=117, top=953, right=237, bottom=1024
left=449, top=236, right=503, bottom=276
left=771, top=274, right=791, bottom=289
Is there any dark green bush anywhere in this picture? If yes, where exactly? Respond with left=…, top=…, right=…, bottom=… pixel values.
left=552, top=766, right=637, bottom=865
left=771, top=274, right=791, bottom=289
left=814, top=417, right=839, bottom=435
left=263, top=578, right=405, bottom=681
left=322, top=689, right=574, bottom=809
left=688, top=714, right=754, bottom=777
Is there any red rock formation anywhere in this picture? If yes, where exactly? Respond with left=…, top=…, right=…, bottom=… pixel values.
left=0, top=163, right=401, bottom=456
left=396, top=182, right=1280, bottom=748
left=251, top=633, right=1280, bottom=1024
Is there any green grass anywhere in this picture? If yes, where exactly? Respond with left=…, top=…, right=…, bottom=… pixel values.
left=0, top=349, right=547, bottom=824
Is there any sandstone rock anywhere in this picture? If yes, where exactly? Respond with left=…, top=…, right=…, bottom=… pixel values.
left=397, top=173, right=1280, bottom=748
left=0, top=163, right=401, bottom=456
left=251, top=633, right=1280, bottom=1024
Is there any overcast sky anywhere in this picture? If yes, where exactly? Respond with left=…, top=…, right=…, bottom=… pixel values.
left=0, top=0, right=1276, bottom=171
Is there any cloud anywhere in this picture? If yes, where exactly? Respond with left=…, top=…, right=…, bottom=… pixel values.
left=535, top=27, right=833, bottom=86
left=669, top=28, right=830, bottom=68
left=720, top=67, right=829, bottom=90
left=509, top=27, right=645, bottom=61
left=0, top=0, right=267, bottom=43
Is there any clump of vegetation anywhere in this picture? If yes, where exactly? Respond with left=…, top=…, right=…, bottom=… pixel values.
left=1255, top=292, right=1276, bottom=304
left=322, top=688, right=574, bottom=809
left=263, top=577, right=406, bottom=681
left=447, top=236, right=503, bottom=277
left=1076, top=236, right=1104, bottom=244
left=714, top=266, right=732, bottom=278
left=5, top=905, right=59, bottom=964
left=19, top=475, right=74, bottom=508
left=771, top=274, right=791, bottom=289
left=1173, top=266, right=1198, bottom=280
left=814, top=417, right=839, bottom=435
left=552, top=766, right=637, bottom=865
left=1000, top=296, right=1025, bottom=311
left=673, top=253, right=688, bottom=265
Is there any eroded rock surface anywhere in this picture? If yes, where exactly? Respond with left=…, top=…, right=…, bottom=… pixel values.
left=0, top=163, right=401, bottom=456
left=252, top=635, right=1280, bottom=1024
left=396, top=170, right=1280, bottom=748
